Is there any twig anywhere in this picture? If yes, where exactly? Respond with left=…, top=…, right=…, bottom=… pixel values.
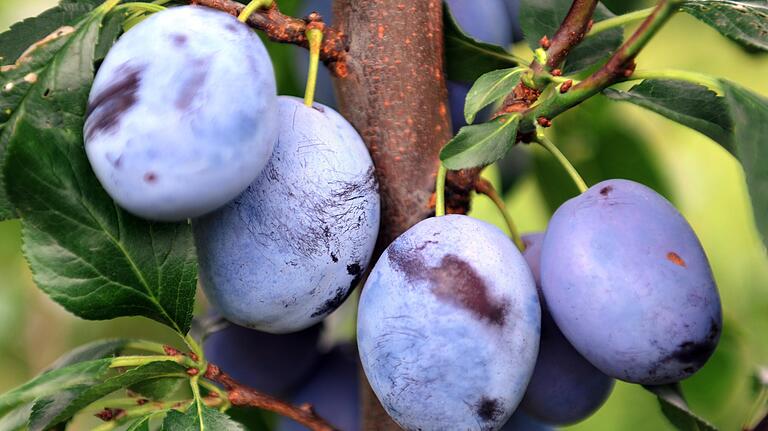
left=204, top=364, right=339, bottom=431
left=190, top=0, right=348, bottom=76
left=473, top=178, right=525, bottom=252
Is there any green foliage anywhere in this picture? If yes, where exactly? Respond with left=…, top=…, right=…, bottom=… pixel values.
left=0, top=0, right=104, bottom=65
left=520, top=0, right=623, bottom=73
left=440, top=115, right=521, bottom=169
left=604, top=80, right=733, bottom=150
left=680, top=0, right=768, bottom=52
left=723, top=80, right=768, bottom=248
left=644, top=384, right=718, bottom=431
left=29, top=361, right=186, bottom=430
left=443, top=5, right=519, bottom=82
left=162, top=403, right=247, bottom=431
left=464, top=67, right=524, bottom=124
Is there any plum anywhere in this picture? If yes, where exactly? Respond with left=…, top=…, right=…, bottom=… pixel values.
left=194, top=96, right=380, bottom=334
left=203, top=318, right=323, bottom=396
left=84, top=6, right=277, bottom=221
left=541, top=179, right=722, bottom=384
left=276, top=344, right=359, bottom=431
left=294, top=0, right=336, bottom=107
left=357, top=215, right=540, bottom=431
left=519, top=233, right=614, bottom=425
left=500, top=411, right=553, bottom=431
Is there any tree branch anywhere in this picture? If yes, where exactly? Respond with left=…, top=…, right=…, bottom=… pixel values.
left=191, top=0, right=348, bottom=75
left=204, top=363, right=338, bottom=431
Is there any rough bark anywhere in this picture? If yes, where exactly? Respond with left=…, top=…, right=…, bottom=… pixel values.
left=332, top=1, right=454, bottom=429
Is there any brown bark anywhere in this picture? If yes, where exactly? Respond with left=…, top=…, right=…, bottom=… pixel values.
left=331, top=1, right=456, bottom=429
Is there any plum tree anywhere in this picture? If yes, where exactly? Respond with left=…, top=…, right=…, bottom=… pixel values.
left=540, top=179, right=722, bottom=384
left=357, top=214, right=540, bottom=431
left=277, top=344, right=360, bottom=431
left=203, top=317, right=323, bottom=396
left=194, top=96, right=380, bottom=333
left=519, top=233, right=614, bottom=425
left=84, top=6, right=277, bottom=221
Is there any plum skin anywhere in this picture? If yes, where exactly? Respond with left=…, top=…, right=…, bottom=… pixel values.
left=203, top=318, right=323, bottom=396
left=84, top=6, right=277, bottom=221
left=358, top=215, right=540, bottom=431
left=194, top=96, right=380, bottom=334
left=541, top=179, right=722, bottom=385
left=519, top=233, right=614, bottom=425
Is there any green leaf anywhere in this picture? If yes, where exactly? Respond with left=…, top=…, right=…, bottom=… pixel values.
left=2, top=4, right=198, bottom=333
left=129, top=377, right=185, bottom=401
left=603, top=79, right=733, bottom=151
left=0, top=403, right=33, bottom=431
left=162, top=403, right=247, bottom=431
left=464, top=67, right=524, bottom=124
left=751, top=365, right=768, bottom=395
left=722, top=80, right=768, bottom=248
left=440, top=114, right=521, bottom=169
left=444, top=4, right=519, bottom=82
left=643, top=384, right=718, bottom=431
left=47, top=339, right=134, bottom=370
left=127, top=416, right=153, bottom=431
left=0, top=359, right=111, bottom=416
left=0, top=0, right=104, bottom=66
left=29, top=361, right=187, bottom=431
left=681, top=0, right=768, bottom=52
left=520, top=0, right=623, bottom=73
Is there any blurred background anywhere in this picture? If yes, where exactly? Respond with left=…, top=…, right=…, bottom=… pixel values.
left=1, top=0, right=766, bottom=430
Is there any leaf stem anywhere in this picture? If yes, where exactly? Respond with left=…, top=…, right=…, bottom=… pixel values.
left=114, top=3, right=166, bottom=13
left=199, top=379, right=231, bottom=412
left=435, top=164, right=448, bottom=217
left=238, top=0, right=274, bottom=23
left=304, top=27, right=324, bottom=107
left=184, top=334, right=204, bottom=362
left=474, top=179, right=525, bottom=251
left=110, top=355, right=194, bottom=369
left=625, top=69, right=723, bottom=93
left=587, top=7, right=656, bottom=36
left=124, top=340, right=170, bottom=356
left=535, top=129, right=588, bottom=193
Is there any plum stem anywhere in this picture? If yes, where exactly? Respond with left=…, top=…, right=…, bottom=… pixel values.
left=474, top=178, right=525, bottom=252
left=587, top=6, right=656, bottom=37
left=304, top=26, right=324, bottom=107
left=204, top=363, right=339, bottom=431
left=237, top=0, right=273, bottom=23
left=191, top=0, right=347, bottom=76
left=435, top=164, right=447, bottom=217
left=535, top=129, right=588, bottom=194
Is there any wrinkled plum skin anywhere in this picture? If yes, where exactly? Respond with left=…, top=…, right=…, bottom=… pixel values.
left=541, top=179, right=722, bottom=384
left=85, top=6, right=277, bottom=221
left=194, top=96, right=380, bottom=334
left=519, top=233, right=614, bottom=425
left=277, top=345, right=360, bottom=431
left=203, top=319, right=322, bottom=396
left=358, top=215, right=540, bottom=431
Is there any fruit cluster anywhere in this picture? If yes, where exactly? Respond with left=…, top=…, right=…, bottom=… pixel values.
left=86, top=6, right=381, bottom=334
left=84, top=3, right=722, bottom=431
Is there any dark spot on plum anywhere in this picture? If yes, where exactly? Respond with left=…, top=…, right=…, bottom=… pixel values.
left=330, top=252, right=338, bottom=262
left=387, top=243, right=509, bottom=327
left=171, top=33, right=188, bottom=46
left=667, top=251, right=686, bottom=267
left=600, top=185, right=613, bottom=196
left=310, top=286, right=353, bottom=318
left=143, top=172, right=158, bottom=183
left=476, top=397, right=503, bottom=423
left=312, top=103, right=325, bottom=113
left=85, top=64, right=144, bottom=141
left=684, top=366, right=694, bottom=373
left=225, top=23, right=239, bottom=33
left=175, top=58, right=211, bottom=110
left=663, top=319, right=720, bottom=368
left=347, top=263, right=361, bottom=276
